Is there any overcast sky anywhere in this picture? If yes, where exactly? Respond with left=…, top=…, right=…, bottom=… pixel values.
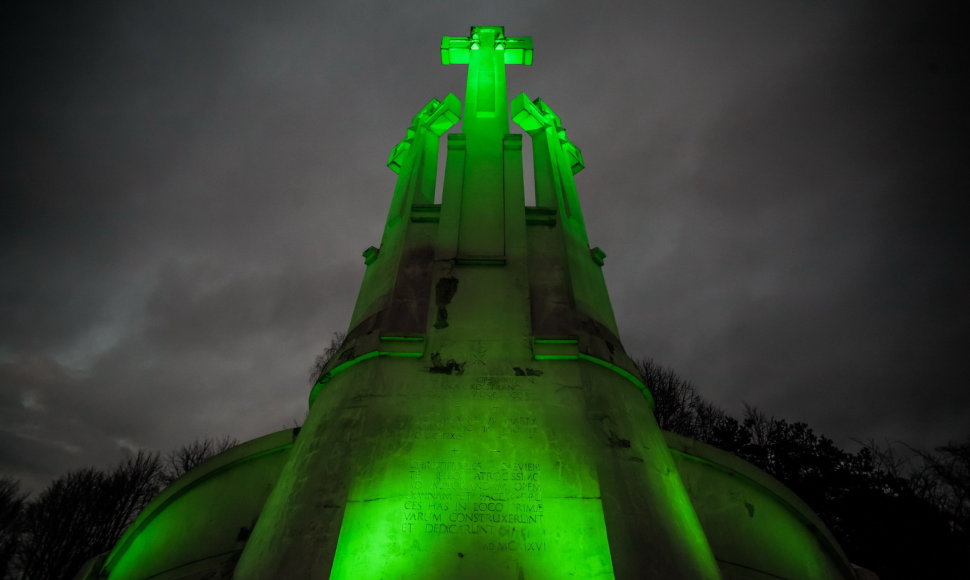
left=3, top=1, right=967, bottom=492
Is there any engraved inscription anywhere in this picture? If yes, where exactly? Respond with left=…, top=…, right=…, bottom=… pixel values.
left=469, top=377, right=531, bottom=400
left=402, top=415, right=539, bottom=441
left=403, top=460, right=545, bottom=550
left=436, top=376, right=533, bottom=401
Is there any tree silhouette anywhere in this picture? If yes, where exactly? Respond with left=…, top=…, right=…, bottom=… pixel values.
left=159, top=435, right=238, bottom=486
left=639, top=357, right=970, bottom=579
left=0, top=479, right=25, bottom=580
left=15, top=451, right=162, bottom=580
left=636, top=358, right=748, bottom=450
left=6, top=437, right=239, bottom=580
left=919, top=440, right=970, bottom=533
left=308, top=332, right=345, bottom=384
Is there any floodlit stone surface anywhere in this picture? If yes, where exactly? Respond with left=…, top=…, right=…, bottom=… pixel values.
left=84, top=26, right=857, bottom=580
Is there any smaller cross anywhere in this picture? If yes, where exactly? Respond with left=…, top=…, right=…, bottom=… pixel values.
left=512, top=93, right=584, bottom=174
left=387, top=93, right=462, bottom=173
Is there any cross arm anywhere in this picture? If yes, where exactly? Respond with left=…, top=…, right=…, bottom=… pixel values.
left=441, top=27, right=533, bottom=66
left=512, top=93, right=559, bottom=135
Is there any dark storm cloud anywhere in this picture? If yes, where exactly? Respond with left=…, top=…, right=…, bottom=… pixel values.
left=2, top=0, right=967, bottom=491
left=596, top=2, right=969, bottom=449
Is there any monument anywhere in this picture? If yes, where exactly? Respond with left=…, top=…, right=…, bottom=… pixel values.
left=79, top=27, right=860, bottom=580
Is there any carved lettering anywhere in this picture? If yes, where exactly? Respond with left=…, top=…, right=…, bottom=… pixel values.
left=403, top=460, right=545, bottom=539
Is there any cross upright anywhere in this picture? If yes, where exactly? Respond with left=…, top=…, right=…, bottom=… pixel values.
left=438, top=27, right=533, bottom=261
left=441, top=26, right=533, bottom=135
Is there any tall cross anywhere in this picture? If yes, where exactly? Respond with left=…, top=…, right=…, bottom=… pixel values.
left=441, top=26, right=532, bottom=133
left=441, top=27, right=533, bottom=260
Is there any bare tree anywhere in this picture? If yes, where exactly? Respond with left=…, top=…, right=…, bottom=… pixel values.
left=636, top=358, right=701, bottom=435
left=635, top=358, right=749, bottom=451
left=309, top=331, right=345, bottom=384
left=0, top=478, right=25, bottom=580
left=4, top=435, right=241, bottom=579
left=160, top=436, right=238, bottom=486
left=16, top=451, right=163, bottom=580
left=918, top=439, right=970, bottom=533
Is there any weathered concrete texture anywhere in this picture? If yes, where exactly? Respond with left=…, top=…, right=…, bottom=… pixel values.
left=235, top=351, right=720, bottom=579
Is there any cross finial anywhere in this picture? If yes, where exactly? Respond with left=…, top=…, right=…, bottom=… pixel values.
left=441, top=26, right=533, bottom=66
left=441, top=27, right=532, bottom=129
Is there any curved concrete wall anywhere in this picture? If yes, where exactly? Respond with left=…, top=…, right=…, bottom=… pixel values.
left=664, top=432, right=856, bottom=579
left=83, top=428, right=857, bottom=580
left=96, top=429, right=296, bottom=580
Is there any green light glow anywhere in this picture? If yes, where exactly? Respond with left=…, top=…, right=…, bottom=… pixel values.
left=576, top=354, right=651, bottom=403
left=387, top=94, right=461, bottom=219
left=309, top=350, right=424, bottom=405
left=322, top=365, right=619, bottom=580
left=362, top=246, right=380, bottom=265
left=532, top=352, right=653, bottom=406
left=441, top=27, right=535, bottom=261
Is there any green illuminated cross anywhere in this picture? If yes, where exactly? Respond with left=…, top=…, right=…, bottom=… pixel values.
left=441, top=26, right=532, bottom=131
left=512, top=93, right=588, bottom=231
left=512, top=94, right=584, bottom=174
left=384, top=94, right=461, bottom=217
left=440, top=27, right=532, bottom=260
left=387, top=94, right=461, bottom=173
